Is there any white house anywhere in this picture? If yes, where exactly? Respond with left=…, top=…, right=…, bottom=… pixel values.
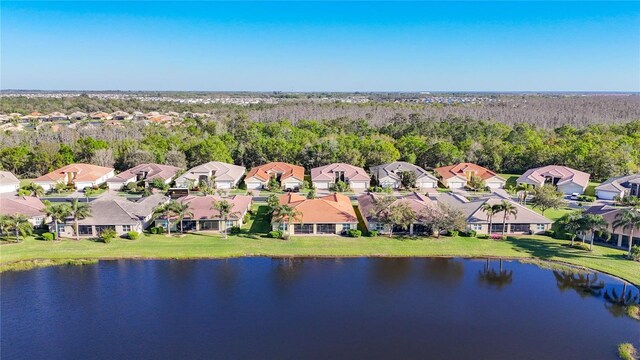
left=517, top=165, right=590, bottom=195
left=106, top=163, right=182, bottom=190
left=33, top=163, right=115, bottom=191
left=311, top=163, right=370, bottom=191
left=595, top=174, right=640, bottom=200
left=244, top=162, right=304, bottom=190
left=0, top=171, right=20, bottom=194
left=435, top=163, right=505, bottom=189
left=174, top=161, right=245, bottom=189
left=370, top=162, right=438, bottom=190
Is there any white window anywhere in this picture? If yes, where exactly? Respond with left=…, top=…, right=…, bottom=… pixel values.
left=34, top=217, right=44, bottom=225
left=342, top=224, right=351, bottom=231
left=537, top=224, right=546, bottom=231
left=374, top=223, right=385, bottom=231
left=471, top=224, right=482, bottom=231
left=279, top=223, right=287, bottom=231
left=122, top=225, right=131, bottom=232
left=226, top=220, right=234, bottom=228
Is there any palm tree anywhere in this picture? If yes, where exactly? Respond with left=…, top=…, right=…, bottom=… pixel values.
left=4, top=214, right=33, bottom=242
left=581, top=214, right=609, bottom=251
left=0, top=215, right=13, bottom=238
left=612, top=208, right=640, bottom=257
left=560, top=212, right=584, bottom=247
left=272, top=204, right=303, bottom=239
left=498, top=200, right=518, bottom=237
left=481, top=202, right=502, bottom=236
left=151, top=201, right=179, bottom=236
left=515, top=184, right=533, bottom=205
left=174, top=201, right=194, bottom=234
left=212, top=199, right=240, bottom=239
left=44, top=202, right=72, bottom=240
left=69, top=199, right=91, bottom=241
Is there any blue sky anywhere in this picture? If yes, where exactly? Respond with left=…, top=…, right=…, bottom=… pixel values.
left=1, top=1, right=639, bottom=91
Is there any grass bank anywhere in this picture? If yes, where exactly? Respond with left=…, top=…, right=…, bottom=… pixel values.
left=1, top=234, right=638, bottom=285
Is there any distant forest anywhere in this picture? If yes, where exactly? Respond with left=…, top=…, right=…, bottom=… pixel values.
left=1, top=96, right=639, bottom=181
left=2, top=93, right=640, bottom=128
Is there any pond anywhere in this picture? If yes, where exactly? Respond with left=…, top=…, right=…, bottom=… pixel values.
left=1, top=258, right=639, bottom=359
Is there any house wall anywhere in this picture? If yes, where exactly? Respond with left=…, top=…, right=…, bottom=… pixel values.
left=273, top=222, right=357, bottom=235
left=447, top=179, right=466, bottom=189
left=486, top=180, right=505, bottom=189
left=0, top=183, right=19, bottom=194
left=378, top=178, right=399, bottom=189
left=313, top=181, right=330, bottom=190
left=245, top=179, right=264, bottom=189
left=34, top=181, right=58, bottom=191
left=282, top=179, right=302, bottom=190
left=54, top=223, right=142, bottom=238
left=417, top=181, right=437, bottom=189
left=596, top=189, right=622, bottom=200
left=350, top=181, right=369, bottom=189
left=466, top=223, right=550, bottom=235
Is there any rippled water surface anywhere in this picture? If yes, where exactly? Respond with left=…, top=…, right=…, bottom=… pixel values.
left=1, top=258, right=639, bottom=359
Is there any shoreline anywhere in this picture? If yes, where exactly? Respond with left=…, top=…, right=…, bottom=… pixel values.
left=2, top=253, right=637, bottom=289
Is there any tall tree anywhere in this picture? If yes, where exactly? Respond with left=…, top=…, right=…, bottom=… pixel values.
left=481, top=202, right=502, bottom=235
left=581, top=214, right=609, bottom=251
left=612, top=208, right=640, bottom=257
left=272, top=205, right=302, bottom=239
left=3, top=214, right=33, bottom=242
left=69, top=199, right=91, bottom=241
left=151, top=201, right=179, bottom=236
left=498, top=200, right=518, bottom=236
left=531, top=184, right=565, bottom=216
left=212, top=199, right=239, bottom=239
left=44, top=202, right=72, bottom=240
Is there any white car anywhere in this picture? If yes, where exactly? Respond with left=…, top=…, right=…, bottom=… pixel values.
left=570, top=193, right=579, bottom=200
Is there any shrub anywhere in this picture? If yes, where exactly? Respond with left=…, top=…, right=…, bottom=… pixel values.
left=617, top=343, right=637, bottom=360
left=347, top=229, right=362, bottom=237
left=572, top=242, right=590, bottom=251
left=229, top=226, right=241, bottom=235
left=268, top=230, right=283, bottom=239
left=41, top=232, right=55, bottom=241
left=243, top=213, right=250, bottom=224
left=127, top=231, right=139, bottom=240
left=448, top=230, right=459, bottom=237
left=478, top=234, right=489, bottom=239
left=490, top=233, right=502, bottom=240
left=100, top=229, right=116, bottom=243
left=630, top=245, right=640, bottom=261
left=577, top=195, right=595, bottom=203
left=467, top=230, right=477, bottom=238
left=368, top=230, right=379, bottom=237
left=149, top=226, right=165, bottom=234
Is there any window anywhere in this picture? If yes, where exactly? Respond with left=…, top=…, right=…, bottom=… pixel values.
left=510, top=224, right=530, bottom=233
left=122, top=225, right=131, bottom=232
left=57, top=224, right=66, bottom=233
left=317, top=224, right=336, bottom=234
left=294, top=224, right=313, bottom=234
left=279, top=223, right=287, bottom=231
left=537, top=224, right=546, bottom=231
left=78, top=225, right=93, bottom=235
left=34, top=217, right=44, bottom=225
left=342, top=224, right=351, bottom=231
left=374, top=223, right=385, bottom=231
left=226, top=220, right=234, bottom=228
left=490, top=224, right=505, bottom=233
left=95, top=225, right=115, bottom=234
left=470, top=224, right=482, bottom=231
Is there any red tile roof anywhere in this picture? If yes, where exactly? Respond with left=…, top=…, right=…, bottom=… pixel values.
left=278, top=193, right=357, bottom=223
left=246, top=162, right=304, bottom=182
left=34, top=163, right=114, bottom=182
left=435, top=163, right=502, bottom=181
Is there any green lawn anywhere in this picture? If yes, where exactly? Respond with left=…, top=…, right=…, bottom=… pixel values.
left=1, top=234, right=638, bottom=285
left=498, top=173, right=521, bottom=188
left=526, top=204, right=576, bottom=221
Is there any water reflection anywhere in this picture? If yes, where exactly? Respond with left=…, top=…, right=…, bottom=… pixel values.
left=603, top=283, right=640, bottom=318
left=478, top=259, right=513, bottom=290
left=422, top=258, right=464, bottom=285
left=553, top=271, right=605, bottom=298
left=370, top=258, right=413, bottom=286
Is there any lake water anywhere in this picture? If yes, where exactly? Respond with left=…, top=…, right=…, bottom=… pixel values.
left=1, top=258, right=639, bottom=359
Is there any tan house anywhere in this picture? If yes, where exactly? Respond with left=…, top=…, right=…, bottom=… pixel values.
left=0, top=196, right=48, bottom=226
left=245, top=162, right=305, bottom=190
left=106, top=163, right=182, bottom=190
left=33, top=163, right=115, bottom=191
left=435, top=163, right=505, bottom=189
left=273, top=193, right=358, bottom=235
left=584, top=205, right=640, bottom=249
left=0, top=171, right=20, bottom=194
left=111, top=111, right=132, bottom=120
left=595, top=174, right=640, bottom=200
left=370, top=162, right=438, bottom=190
left=358, top=192, right=437, bottom=235
left=311, top=163, right=370, bottom=191
left=174, top=161, right=245, bottom=189
left=90, top=112, right=112, bottom=120
left=517, top=165, right=590, bottom=195
left=153, top=195, right=252, bottom=233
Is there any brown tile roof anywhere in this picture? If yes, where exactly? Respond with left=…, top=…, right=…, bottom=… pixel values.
left=174, top=195, right=252, bottom=220
left=311, top=163, right=370, bottom=182
left=357, top=192, right=436, bottom=221
left=517, top=165, right=590, bottom=188
left=34, top=163, right=114, bottom=183
left=0, top=196, right=46, bottom=218
left=435, top=163, right=503, bottom=181
left=107, top=163, right=181, bottom=183
left=278, top=193, right=357, bottom=223
left=246, top=162, right=304, bottom=182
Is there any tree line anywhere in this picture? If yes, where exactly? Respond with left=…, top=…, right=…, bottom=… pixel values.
left=1, top=115, right=639, bottom=181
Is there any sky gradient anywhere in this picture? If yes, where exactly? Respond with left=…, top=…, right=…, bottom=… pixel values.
left=1, top=1, right=639, bottom=92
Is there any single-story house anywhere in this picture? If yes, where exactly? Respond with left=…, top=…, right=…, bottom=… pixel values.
left=434, top=163, right=505, bottom=189
left=33, top=163, right=115, bottom=191
left=53, top=194, right=169, bottom=238
left=90, top=112, right=112, bottom=120
left=311, top=163, right=370, bottom=191
left=111, top=111, right=132, bottom=121
left=517, top=165, right=590, bottom=195
left=0, top=196, right=48, bottom=226
left=370, top=161, right=438, bottom=190
left=273, top=193, right=358, bottom=235
left=174, top=161, right=245, bottom=189
left=595, top=174, right=640, bottom=200
left=436, top=193, right=552, bottom=235
left=583, top=205, right=640, bottom=249
left=245, top=162, right=304, bottom=190
left=48, top=112, right=68, bottom=121
left=106, top=163, right=182, bottom=190
left=357, top=192, right=437, bottom=235
left=0, top=171, right=20, bottom=194
left=153, top=195, right=252, bottom=233
left=69, top=111, right=88, bottom=120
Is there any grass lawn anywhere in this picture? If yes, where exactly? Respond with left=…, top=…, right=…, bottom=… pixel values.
left=498, top=173, right=521, bottom=188
left=1, top=235, right=638, bottom=285
left=526, top=204, right=576, bottom=222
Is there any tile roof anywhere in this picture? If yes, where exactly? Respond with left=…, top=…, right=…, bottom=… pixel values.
left=435, top=163, right=503, bottom=182
left=437, top=193, right=552, bottom=224
left=173, top=195, right=252, bottom=220
left=311, top=163, right=370, bottom=182
left=107, top=163, right=182, bottom=183
left=34, top=163, right=114, bottom=183
left=595, top=174, right=640, bottom=193
left=370, top=162, right=438, bottom=182
left=517, top=165, right=590, bottom=188
left=0, top=171, right=20, bottom=186
left=246, top=162, right=304, bottom=182
left=75, top=194, right=169, bottom=226
left=584, top=205, right=640, bottom=236
left=0, top=196, right=46, bottom=218
left=175, top=161, right=245, bottom=183
left=357, top=192, right=436, bottom=221
left=279, top=193, right=357, bottom=223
